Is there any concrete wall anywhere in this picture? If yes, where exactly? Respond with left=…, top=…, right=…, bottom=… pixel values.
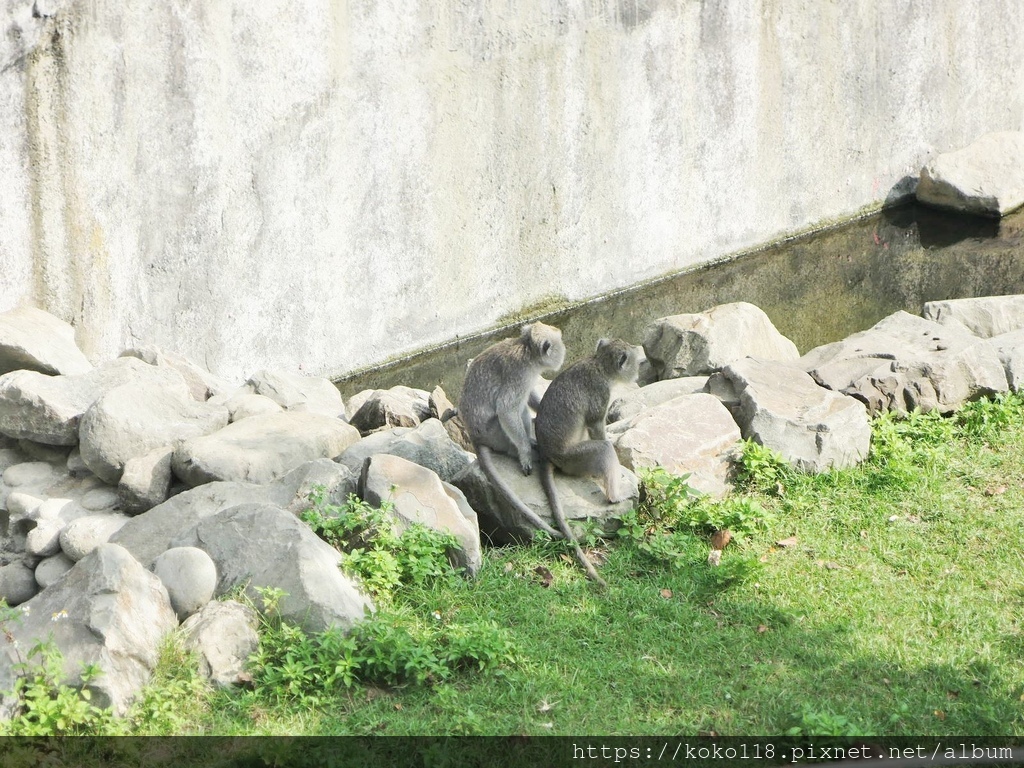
left=2, top=0, right=1023, bottom=382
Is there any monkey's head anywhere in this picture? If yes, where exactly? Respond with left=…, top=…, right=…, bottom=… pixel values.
left=521, top=322, right=566, bottom=373
left=595, top=338, right=644, bottom=384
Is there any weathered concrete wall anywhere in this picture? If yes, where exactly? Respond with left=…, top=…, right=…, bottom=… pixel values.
left=2, top=0, right=1023, bottom=382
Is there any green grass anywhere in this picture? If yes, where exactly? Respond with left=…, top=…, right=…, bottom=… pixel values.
left=22, top=395, right=1024, bottom=737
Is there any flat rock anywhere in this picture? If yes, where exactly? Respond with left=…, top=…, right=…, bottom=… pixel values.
left=181, top=600, right=259, bottom=687
left=0, top=357, right=189, bottom=445
left=121, top=345, right=232, bottom=401
left=171, top=411, right=360, bottom=487
left=16, top=439, right=71, bottom=464
left=59, top=513, right=132, bottom=561
left=348, top=386, right=432, bottom=433
left=607, top=376, right=710, bottom=423
left=801, top=310, right=1008, bottom=415
left=923, top=295, right=1024, bottom=338
left=0, top=543, right=178, bottom=717
left=361, top=454, right=482, bottom=576
left=79, top=380, right=228, bottom=484
left=0, top=306, right=92, bottom=377
left=451, top=449, right=637, bottom=545
left=34, top=552, right=75, bottom=588
left=723, top=358, right=871, bottom=473
left=614, top=393, right=742, bottom=497
left=643, top=302, right=799, bottom=379
left=152, top=547, right=218, bottom=620
left=246, top=368, right=345, bottom=418
left=336, top=418, right=474, bottom=484
left=916, top=131, right=1024, bottom=217
left=171, top=503, right=374, bottom=633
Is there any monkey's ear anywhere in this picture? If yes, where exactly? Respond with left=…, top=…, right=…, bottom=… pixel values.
left=520, top=324, right=534, bottom=339
left=596, top=338, right=610, bottom=351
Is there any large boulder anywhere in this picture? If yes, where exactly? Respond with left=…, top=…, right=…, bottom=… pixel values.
left=59, top=513, right=132, bottom=562
left=120, top=345, right=232, bottom=402
left=923, top=295, right=1024, bottom=338
left=916, top=132, right=1024, bottom=217
left=451, top=450, right=637, bottom=544
left=801, top=310, right=1008, bottom=415
left=336, top=418, right=474, bottom=484
left=0, top=306, right=92, bottom=377
left=614, top=394, right=742, bottom=497
left=722, top=358, right=871, bottom=473
left=0, top=543, right=178, bottom=718
left=361, top=454, right=482, bottom=576
left=347, top=386, right=433, bottom=433
left=245, top=368, right=346, bottom=418
left=643, top=302, right=799, bottom=380
left=171, top=411, right=360, bottom=486
left=79, top=381, right=228, bottom=484
left=0, top=357, right=189, bottom=445
left=181, top=600, right=259, bottom=688
left=170, top=503, right=373, bottom=633
left=988, top=329, right=1024, bottom=392
left=607, top=377, right=710, bottom=424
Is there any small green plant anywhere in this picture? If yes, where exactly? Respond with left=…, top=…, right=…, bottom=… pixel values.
left=956, top=392, right=1024, bottom=441
left=735, top=439, right=791, bottom=494
left=786, top=706, right=870, bottom=737
left=685, top=495, right=775, bottom=542
left=125, top=637, right=210, bottom=734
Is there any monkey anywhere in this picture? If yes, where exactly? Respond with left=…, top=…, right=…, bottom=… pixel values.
left=459, top=322, right=567, bottom=539
left=534, top=338, right=645, bottom=585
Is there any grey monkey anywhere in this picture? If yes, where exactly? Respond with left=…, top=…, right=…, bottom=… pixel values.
left=459, top=322, right=567, bottom=539
left=534, top=338, right=645, bottom=585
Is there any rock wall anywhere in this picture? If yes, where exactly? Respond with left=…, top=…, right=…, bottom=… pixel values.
left=2, top=0, right=1023, bottom=381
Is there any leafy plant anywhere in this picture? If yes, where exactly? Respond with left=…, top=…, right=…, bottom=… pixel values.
left=787, top=706, right=870, bottom=737
left=956, top=392, right=1024, bottom=441
left=735, top=439, right=792, bottom=494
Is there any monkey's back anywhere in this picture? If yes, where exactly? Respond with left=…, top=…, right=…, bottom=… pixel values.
left=535, top=357, right=612, bottom=454
left=460, top=337, right=530, bottom=441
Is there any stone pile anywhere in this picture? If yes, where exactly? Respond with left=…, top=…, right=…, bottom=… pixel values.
left=1, top=289, right=1024, bottom=717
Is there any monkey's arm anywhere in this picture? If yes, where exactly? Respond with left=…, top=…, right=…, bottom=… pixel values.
left=497, top=396, right=534, bottom=474
left=587, top=416, right=608, bottom=442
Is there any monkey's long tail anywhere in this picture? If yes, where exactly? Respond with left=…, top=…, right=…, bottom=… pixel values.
left=539, top=461, right=608, bottom=588
left=476, top=446, right=563, bottom=540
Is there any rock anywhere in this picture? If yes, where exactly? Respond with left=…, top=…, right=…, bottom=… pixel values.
left=705, top=371, right=741, bottom=413
left=348, top=386, right=432, bottom=433
left=121, top=345, right=232, bottom=401
left=34, top=552, right=75, bottom=588
left=0, top=357, right=189, bottom=445
left=59, top=513, right=131, bottom=561
left=451, top=449, right=637, bottom=544
left=79, top=380, right=228, bottom=484
left=3, top=461, right=60, bottom=488
left=988, top=329, right=1024, bottom=392
left=271, top=459, right=359, bottom=516
left=344, top=389, right=375, bottom=420
left=80, top=486, right=119, bottom=512
left=722, top=358, right=871, bottom=473
left=0, top=561, right=39, bottom=605
left=916, top=132, right=1024, bottom=217
left=0, top=544, right=178, bottom=717
left=172, top=411, right=360, bottom=487
left=25, top=519, right=63, bottom=557
left=170, top=503, right=373, bottom=633
left=614, top=394, right=742, bottom=497
left=16, top=439, right=71, bottom=464
left=151, top=547, right=218, bottom=620
left=923, top=295, right=1024, bottom=338
left=246, top=368, right=345, bottom=418
left=801, top=310, right=1008, bottom=415
left=224, top=392, right=283, bottom=422
left=643, top=302, right=799, bottom=379
left=361, top=454, right=482, bottom=576
left=443, top=413, right=474, bottom=452
left=429, top=386, right=457, bottom=422
left=607, top=377, right=710, bottom=423
left=180, top=600, right=259, bottom=687
left=0, top=306, right=92, bottom=377
left=336, top=418, right=474, bottom=484
left=66, top=447, right=90, bottom=476
left=5, top=491, right=44, bottom=522
left=118, top=447, right=174, bottom=515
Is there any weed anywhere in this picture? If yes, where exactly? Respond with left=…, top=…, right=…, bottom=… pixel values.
left=735, top=439, right=791, bottom=495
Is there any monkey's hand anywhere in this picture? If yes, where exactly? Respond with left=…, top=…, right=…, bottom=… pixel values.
left=519, top=455, right=533, bottom=475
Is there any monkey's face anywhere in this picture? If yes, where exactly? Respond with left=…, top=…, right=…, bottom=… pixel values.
left=529, top=322, right=567, bottom=373
left=597, top=338, right=645, bottom=383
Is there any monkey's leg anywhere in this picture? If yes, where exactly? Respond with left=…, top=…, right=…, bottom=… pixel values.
left=476, top=445, right=562, bottom=539
left=553, top=440, right=628, bottom=504
left=497, top=406, right=534, bottom=474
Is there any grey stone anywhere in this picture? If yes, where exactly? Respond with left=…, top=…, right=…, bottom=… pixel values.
left=916, top=132, right=1024, bottom=217
left=25, top=518, right=63, bottom=557
left=607, top=376, right=710, bottom=423
left=643, top=302, right=799, bottom=379
left=16, top=439, right=71, bottom=464
left=923, top=295, right=1024, bottom=338
left=801, top=310, right=1008, bottom=415
left=224, top=392, right=283, bottom=422
left=59, top=513, right=131, bottom=561
left=181, top=600, right=259, bottom=688
left=171, top=503, right=373, bottom=633
left=428, top=386, right=457, bottom=422
left=0, top=543, right=178, bottom=717
left=246, top=368, right=346, bottom=417
left=151, top=547, right=218, bottom=621
left=271, top=459, right=359, bottom=516
left=988, top=328, right=1024, bottom=392
left=0, top=306, right=92, bottom=377
left=348, top=386, right=432, bottom=433
left=614, top=394, right=742, bottom=497
left=336, top=418, right=474, bottom=484
left=79, top=380, right=228, bottom=484
left=118, top=447, right=174, bottom=515
left=361, top=454, right=482, bottom=576
left=0, top=357, right=189, bottom=445
left=723, top=358, right=871, bottom=473
left=344, top=389, right=375, bottom=421
left=80, top=486, right=119, bottom=512
left=34, top=552, right=75, bottom=588
left=0, top=561, right=39, bottom=605
left=452, top=449, right=637, bottom=544
left=66, top=447, right=90, bottom=476
left=2, top=461, right=60, bottom=488
left=121, top=344, right=233, bottom=401
left=172, top=411, right=360, bottom=487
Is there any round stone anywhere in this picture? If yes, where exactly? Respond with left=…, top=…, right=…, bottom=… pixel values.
left=152, top=547, right=218, bottom=621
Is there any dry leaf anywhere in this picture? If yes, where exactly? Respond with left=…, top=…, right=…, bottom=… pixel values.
left=888, top=515, right=900, bottom=523
left=559, top=554, right=573, bottom=564
left=934, top=710, right=946, bottom=721
left=660, top=588, right=673, bottom=599
left=824, top=561, right=841, bottom=570
left=985, top=485, right=1007, bottom=496
left=946, top=690, right=960, bottom=700
left=533, top=566, right=553, bottom=588
left=776, top=536, right=798, bottom=548
left=882, top=678, right=892, bottom=685
left=756, top=624, right=769, bottom=633
left=907, top=514, right=921, bottom=523
left=707, top=549, right=722, bottom=567
left=711, top=529, right=733, bottom=550
left=538, top=699, right=557, bottom=713
left=504, top=562, right=514, bottom=573
left=394, top=703, right=403, bottom=711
